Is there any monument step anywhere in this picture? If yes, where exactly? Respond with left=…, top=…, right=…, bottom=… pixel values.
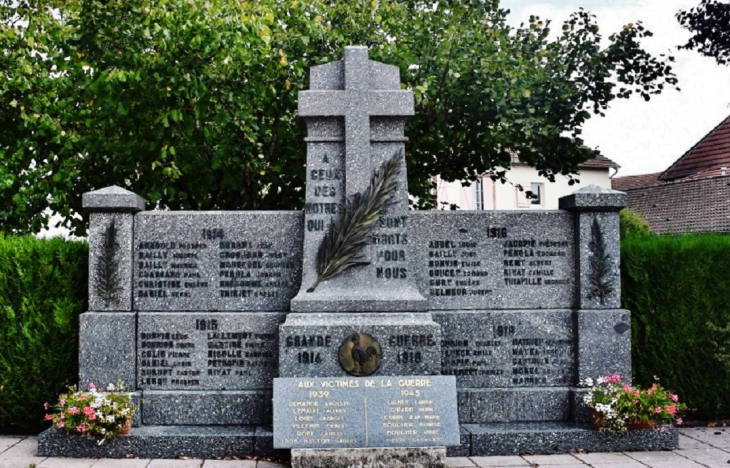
left=37, top=425, right=277, bottom=459
left=462, top=422, right=679, bottom=456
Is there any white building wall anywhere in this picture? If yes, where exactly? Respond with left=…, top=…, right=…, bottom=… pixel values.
left=435, top=167, right=613, bottom=210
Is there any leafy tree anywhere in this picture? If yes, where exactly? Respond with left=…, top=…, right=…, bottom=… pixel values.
left=677, top=0, right=730, bottom=65
left=1, top=0, right=678, bottom=236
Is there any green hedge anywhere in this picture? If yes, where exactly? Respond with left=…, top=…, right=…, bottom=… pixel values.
left=0, top=235, right=88, bottom=431
left=622, top=233, right=730, bottom=420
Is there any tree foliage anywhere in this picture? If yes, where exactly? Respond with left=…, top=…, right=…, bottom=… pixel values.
left=677, top=0, right=730, bottom=65
left=1, top=0, right=678, bottom=236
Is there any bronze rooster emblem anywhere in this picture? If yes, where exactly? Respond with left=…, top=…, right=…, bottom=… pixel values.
left=338, top=333, right=382, bottom=376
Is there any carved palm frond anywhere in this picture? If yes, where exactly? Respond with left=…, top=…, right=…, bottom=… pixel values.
left=96, top=218, right=122, bottom=307
left=307, top=150, right=402, bottom=292
left=587, top=216, right=615, bottom=305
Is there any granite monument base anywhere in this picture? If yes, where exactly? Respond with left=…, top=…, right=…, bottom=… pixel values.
left=37, top=425, right=265, bottom=458
left=463, top=422, right=679, bottom=455
left=290, top=447, right=447, bottom=468
left=38, top=422, right=680, bottom=458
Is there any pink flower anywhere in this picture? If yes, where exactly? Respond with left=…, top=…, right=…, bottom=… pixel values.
left=88, top=383, right=96, bottom=390
left=56, top=422, right=65, bottom=429
left=77, top=424, right=86, bottom=433
left=623, top=384, right=633, bottom=392
left=44, top=414, right=53, bottom=421
left=79, top=394, right=88, bottom=401
left=44, top=402, right=49, bottom=410
left=666, top=405, right=677, bottom=415
left=59, top=399, right=66, bottom=407
left=82, top=407, right=94, bottom=416
left=88, top=413, right=96, bottom=421
left=676, top=418, right=683, bottom=426
left=605, top=374, right=622, bottom=383
left=670, top=393, right=679, bottom=402
left=655, top=407, right=662, bottom=414
left=633, top=390, right=640, bottom=397
left=68, top=407, right=80, bottom=415
left=59, top=413, right=65, bottom=420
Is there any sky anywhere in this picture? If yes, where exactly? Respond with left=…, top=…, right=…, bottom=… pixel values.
left=501, top=0, right=730, bottom=177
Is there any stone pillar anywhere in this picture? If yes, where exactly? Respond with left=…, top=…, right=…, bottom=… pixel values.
left=79, top=186, right=145, bottom=388
left=559, top=185, right=631, bottom=382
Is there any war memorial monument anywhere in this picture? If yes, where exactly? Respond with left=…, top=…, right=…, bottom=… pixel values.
left=38, top=47, right=677, bottom=466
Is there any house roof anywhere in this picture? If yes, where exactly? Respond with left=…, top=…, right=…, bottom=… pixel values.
left=580, top=154, right=621, bottom=169
left=660, top=115, right=730, bottom=181
left=510, top=152, right=620, bottom=169
left=611, top=172, right=665, bottom=191
left=623, top=175, right=730, bottom=234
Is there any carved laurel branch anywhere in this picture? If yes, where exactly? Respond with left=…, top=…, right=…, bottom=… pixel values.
left=587, top=216, right=615, bottom=305
left=306, top=150, right=402, bottom=292
left=95, top=218, right=122, bottom=307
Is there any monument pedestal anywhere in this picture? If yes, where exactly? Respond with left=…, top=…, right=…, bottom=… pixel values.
left=279, top=313, right=441, bottom=378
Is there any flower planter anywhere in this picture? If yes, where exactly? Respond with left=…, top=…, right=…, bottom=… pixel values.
left=590, top=409, right=656, bottom=431
left=626, top=420, right=655, bottom=430
left=119, top=419, right=132, bottom=435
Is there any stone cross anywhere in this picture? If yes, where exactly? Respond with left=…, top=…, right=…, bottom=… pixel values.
left=291, top=46, right=426, bottom=312
left=298, top=46, right=414, bottom=194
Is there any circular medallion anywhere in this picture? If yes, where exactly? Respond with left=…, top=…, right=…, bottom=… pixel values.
left=338, top=333, right=383, bottom=377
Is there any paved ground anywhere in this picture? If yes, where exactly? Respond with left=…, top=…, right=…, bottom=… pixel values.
left=1, top=427, right=729, bottom=468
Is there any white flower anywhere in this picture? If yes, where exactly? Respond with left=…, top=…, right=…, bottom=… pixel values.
left=107, top=383, right=115, bottom=391
left=584, top=377, right=594, bottom=387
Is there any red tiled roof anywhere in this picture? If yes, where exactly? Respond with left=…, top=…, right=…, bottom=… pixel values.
left=660, top=115, right=730, bottom=181
left=611, top=172, right=665, bottom=191
left=624, top=175, right=730, bottom=234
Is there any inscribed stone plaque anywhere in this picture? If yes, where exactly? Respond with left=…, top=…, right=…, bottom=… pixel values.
left=137, top=312, right=284, bottom=390
left=409, top=211, right=575, bottom=310
left=273, top=375, right=460, bottom=448
left=433, top=310, right=575, bottom=388
left=133, top=212, right=302, bottom=311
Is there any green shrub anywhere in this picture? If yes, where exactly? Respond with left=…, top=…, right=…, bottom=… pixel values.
left=622, top=233, right=730, bottom=420
left=0, top=235, right=88, bottom=431
left=619, top=208, right=652, bottom=239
